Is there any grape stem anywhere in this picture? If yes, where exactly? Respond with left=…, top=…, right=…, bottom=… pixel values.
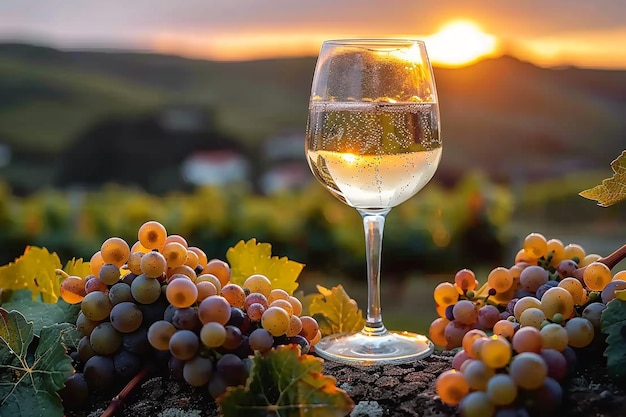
left=572, top=243, right=626, bottom=281
left=100, top=365, right=151, bottom=417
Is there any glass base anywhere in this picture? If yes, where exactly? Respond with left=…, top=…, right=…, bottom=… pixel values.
left=313, top=330, right=434, bottom=365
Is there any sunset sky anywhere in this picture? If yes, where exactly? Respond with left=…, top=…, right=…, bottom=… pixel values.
left=1, top=0, right=626, bottom=68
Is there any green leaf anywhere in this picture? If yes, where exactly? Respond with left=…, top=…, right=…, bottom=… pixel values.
left=308, top=285, right=365, bottom=336
left=218, top=344, right=354, bottom=417
left=0, top=308, right=74, bottom=417
left=600, top=299, right=626, bottom=379
left=580, top=150, right=626, bottom=207
left=226, top=239, right=304, bottom=295
left=0, top=246, right=63, bottom=303
left=1, top=290, right=80, bottom=336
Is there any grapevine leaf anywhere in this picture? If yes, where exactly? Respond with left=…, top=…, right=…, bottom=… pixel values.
left=0, top=309, right=74, bottom=417
left=0, top=247, right=63, bottom=303
left=1, top=290, right=80, bottom=337
left=218, top=344, right=354, bottom=417
left=62, top=258, right=91, bottom=279
left=226, top=239, right=304, bottom=295
left=600, top=299, right=626, bottom=379
left=580, top=150, right=626, bottom=207
left=308, top=285, right=365, bottom=336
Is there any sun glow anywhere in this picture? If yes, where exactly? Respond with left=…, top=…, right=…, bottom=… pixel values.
left=426, top=20, right=499, bottom=67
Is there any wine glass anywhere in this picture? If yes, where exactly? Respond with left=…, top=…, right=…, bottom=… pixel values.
left=305, top=39, right=442, bottom=365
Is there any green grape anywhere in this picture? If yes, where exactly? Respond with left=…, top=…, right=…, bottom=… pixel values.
left=78, top=335, right=97, bottom=363
left=247, top=303, right=265, bottom=322
left=519, top=265, right=548, bottom=293
left=200, top=322, right=227, bottom=348
left=140, top=251, right=167, bottom=278
left=131, top=273, right=162, bottom=304
left=513, top=296, right=541, bottom=321
left=172, top=307, right=202, bottom=331
left=188, top=246, right=208, bottom=270
left=435, top=369, right=469, bottom=406
left=288, top=296, right=303, bottom=316
left=90, top=322, right=123, bottom=356
left=147, top=320, right=177, bottom=350
left=523, top=232, right=548, bottom=259
left=581, top=253, right=602, bottom=268
left=183, top=356, right=213, bottom=387
left=461, top=329, right=487, bottom=358
left=220, top=283, right=246, bottom=308
left=286, top=315, right=303, bottom=337
left=487, top=267, right=513, bottom=293
left=270, top=299, right=294, bottom=317
left=564, top=317, right=594, bottom=348
left=99, top=263, right=121, bottom=285
left=563, top=243, right=586, bottom=262
left=198, top=295, right=232, bottom=325
left=540, top=287, right=574, bottom=321
left=196, top=281, right=218, bottom=302
left=203, top=259, right=231, bottom=288
left=480, top=335, right=511, bottom=369
left=511, top=326, right=542, bottom=354
left=167, top=266, right=197, bottom=282
left=196, top=273, right=222, bottom=293
left=60, top=275, right=86, bottom=304
left=101, top=237, right=130, bottom=268
left=90, top=251, right=106, bottom=277
left=165, top=277, right=198, bottom=308
left=459, top=391, right=495, bottom=417
left=110, top=301, right=143, bottom=333
left=244, top=292, right=269, bottom=311
left=461, top=359, right=494, bottom=391
left=581, top=302, right=606, bottom=329
left=519, top=307, right=546, bottom=329
left=108, top=282, right=134, bottom=305
left=547, top=238, right=566, bottom=267
left=509, top=352, right=547, bottom=390
left=243, top=274, right=272, bottom=298
left=540, top=323, right=569, bottom=351
left=492, top=319, right=515, bottom=339
left=76, top=311, right=100, bottom=337
left=58, top=372, right=89, bottom=410
left=122, top=328, right=150, bottom=355
left=248, top=328, right=274, bottom=353
left=83, top=355, right=116, bottom=390
left=162, top=241, right=188, bottom=269
left=428, top=317, right=449, bottom=347
left=558, top=277, right=585, bottom=305
left=169, top=329, right=200, bottom=360
left=138, top=220, right=167, bottom=250
left=261, top=306, right=290, bottom=336
left=486, top=373, right=517, bottom=406
left=81, top=291, right=113, bottom=321
left=454, top=269, right=477, bottom=291
left=267, top=288, right=290, bottom=304
left=583, top=261, right=612, bottom=291
left=127, top=251, right=144, bottom=275
left=434, top=282, right=459, bottom=306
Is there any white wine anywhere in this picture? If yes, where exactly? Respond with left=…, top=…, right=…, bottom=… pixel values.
left=306, top=101, right=442, bottom=209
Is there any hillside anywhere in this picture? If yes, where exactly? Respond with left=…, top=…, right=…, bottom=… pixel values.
left=0, top=43, right=624, bottom=188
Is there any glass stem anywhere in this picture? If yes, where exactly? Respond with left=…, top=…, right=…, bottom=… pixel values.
left=358, top=208, right=391, bottom=337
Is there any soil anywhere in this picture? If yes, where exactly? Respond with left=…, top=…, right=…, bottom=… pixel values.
left=65, top=348, right=626, bottom=417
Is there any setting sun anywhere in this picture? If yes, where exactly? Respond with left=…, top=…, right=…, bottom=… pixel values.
left=426, top=20, right=499, bottom=67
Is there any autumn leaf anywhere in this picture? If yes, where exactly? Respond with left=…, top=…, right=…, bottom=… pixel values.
left=218, top=344, right=354, bottom=417
left=0, top=247, right=63, bottom=303
left=600, top=298, right=626, bottom=379
left=226, top=239, right=304, bottom=295
left=580, top=150, right=626, bottom=207
left=308, top=285, right=365, bottom=336
left=0, top=308, right=74, bottom=417
left=61, top=258, right=91, bottom=279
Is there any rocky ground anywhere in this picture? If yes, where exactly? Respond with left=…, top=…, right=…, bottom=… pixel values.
left=65, top=348, right=626, bottom=417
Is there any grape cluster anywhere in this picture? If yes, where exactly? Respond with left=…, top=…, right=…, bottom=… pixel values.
left=59, top=221, right=320, bottom=409
left=429, top=232, right=626, bottom=417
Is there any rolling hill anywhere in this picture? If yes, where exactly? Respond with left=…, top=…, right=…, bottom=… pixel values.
left=0, top=43, right=624, bottom=190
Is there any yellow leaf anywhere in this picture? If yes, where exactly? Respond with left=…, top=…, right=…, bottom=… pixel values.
left=308, top=284, right=365, bottom=336
left=580, top=150, right=626, bottom=207
left=226, top=239, right=304, bottom=295
left=0, top=246, right=63, bottom=303
left=62, top=258, right=91, bottom=279
left=615, top=289, right=626, bottom=301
